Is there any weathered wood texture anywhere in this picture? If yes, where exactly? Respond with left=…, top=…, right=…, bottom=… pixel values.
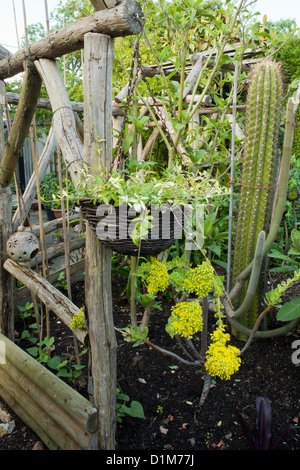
left=17, top=258, right=85, bottom=302
left=0, top=0, right=144, bottom=80
left=90, top=0, right=120, bottom=10
left=34, top=59, right=83, bottom=185
left=0, top=64, right=42, bottom=188
left=0, top=81, right=14, bottom=338
left=6, top=91, right=125, bottom=116
left=83, top=33, right=117, bottom=450
left=3, top=258, right=88, bottom=345
left=0, top=332, right=98, bottom=449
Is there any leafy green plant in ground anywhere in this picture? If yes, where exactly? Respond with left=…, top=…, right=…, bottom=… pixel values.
left=116, top=387, right=146, bottom=423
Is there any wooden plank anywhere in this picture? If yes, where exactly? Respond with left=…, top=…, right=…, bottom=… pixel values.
left=34, top=59, right=83, bottom=186
left=0, top=0, right=144, bottom=80
left=30, top=236, right=85, bottom=267
left=3, top=258, right=88, bottom=345
left=17, top=258, right=85, bottom=302
left=83, top=32, right=117, bottom=450
left=0, top=378, right=60, bottom=450
left=0, top=63, right=42, bottom=187
left=2, top=359, right=97, bottom=449
left=0, top=367, right=82, bottom=450
left=6, top=91, right=125, bottom=116
left=0, top=332, right=97, bottom=433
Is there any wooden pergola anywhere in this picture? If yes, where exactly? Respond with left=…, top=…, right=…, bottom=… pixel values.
left=0, top=0, right=265, bottom=450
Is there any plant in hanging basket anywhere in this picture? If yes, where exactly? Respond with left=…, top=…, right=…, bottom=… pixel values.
left=77, top=163, right=228, bottom=256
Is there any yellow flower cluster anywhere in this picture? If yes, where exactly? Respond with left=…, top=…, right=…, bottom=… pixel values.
left=166, top=301, right=203, bottom=339
left=205, top=325, right=241, bottom=380
left=183, top=261, right=215, bottom=298
left=146, top=257, right=170, bottom=296
left=70, top=311, right=85, bottom=330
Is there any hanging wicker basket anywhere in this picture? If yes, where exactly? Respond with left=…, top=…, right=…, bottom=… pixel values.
left=80, top=198, right=184, bottom=256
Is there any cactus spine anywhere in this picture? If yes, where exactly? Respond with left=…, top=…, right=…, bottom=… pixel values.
left=232, top=59, right=284, bottom=334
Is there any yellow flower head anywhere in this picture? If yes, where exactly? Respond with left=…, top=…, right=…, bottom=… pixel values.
left=205, top=324, right=241, bottom=380
left=70, top=311, right=85, bottom=330
left=183, top=261, right=214, bottom=298
left=166, top=301, right=203, bottom=339
left=146, top=257, right=169, bottom=296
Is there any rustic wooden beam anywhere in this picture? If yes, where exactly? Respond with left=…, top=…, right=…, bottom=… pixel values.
left=6, top=91, right=125, bottom=117
left=30, top=236, right=85, bottom=268
left=17, top=258, right=85, bottom=302
left=0, top=364, right=96, bottom=449
left=34, top=59, right=83, bottom=185
left=0, top=81, right=14, bottom=338
left=0, top=63, right=42, bottom=188
left=29, top=212, right=79, bottom=237
left=0, top=332, right=98, bottom=448
left=0, top=0, right=144, bottom=80
left=0, top=374, right=60, bottom=450
left=3, top=258, right=88, bottom=345
left=90, top=0, right=120, bottom=10
left=0, top=332, right=97, bottom=431
left=83, top=32, right=117, bottom=450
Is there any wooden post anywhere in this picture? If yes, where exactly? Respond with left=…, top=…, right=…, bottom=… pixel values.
left=34, top=59, right=83, bottom=185
left=0, top=81, right=14, bottom=339
left=0, top=63, right=42, bottom=188
left=83, top=32, right=117, bottom=450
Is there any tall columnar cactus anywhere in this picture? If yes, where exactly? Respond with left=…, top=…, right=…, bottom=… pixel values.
left=232, top=59, right=284, bottom=333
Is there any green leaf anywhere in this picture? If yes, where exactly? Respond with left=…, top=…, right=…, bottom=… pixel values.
left=26, top=347, right=38, bottom=357
left=42, top=336, right=55, bottom=349
left=124, top=401, right=146, bottom=419
left=276, top=296, right=300, bottom=322
left=57, top=368, right=71, bottom=377
left=291, top=229, right=300, bottom=252
left=47, top=356, right=63, bottom=370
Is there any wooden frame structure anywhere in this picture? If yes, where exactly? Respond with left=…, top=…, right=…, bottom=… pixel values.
left=0, top=0, right=264, bottom=451
left=0, top=0, right=144, bottom=450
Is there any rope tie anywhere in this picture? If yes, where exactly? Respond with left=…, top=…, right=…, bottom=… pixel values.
left=52, top=105, right=73, bottom=116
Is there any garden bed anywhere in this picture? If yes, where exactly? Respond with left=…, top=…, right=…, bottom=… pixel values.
left=0, top=276, right=299, bottom=451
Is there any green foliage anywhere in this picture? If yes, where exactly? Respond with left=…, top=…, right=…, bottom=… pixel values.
left=77, top=162, right=227, bottom=209
left=122, top=325, right=149, bottom=347
left=274, top=36, right=300, bottom=84
left=40, top=171, right=76, bottom=209
left=276, top=296, right=300, bottom=322
left=268, top=229, right=300, bottom=274
left=40, top=172, right=60, bottom=209
left=265, top=269, right=300, bottom=307
left=116, top=388, right=146, bottom=423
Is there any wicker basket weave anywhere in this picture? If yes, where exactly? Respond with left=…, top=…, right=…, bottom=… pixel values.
left=80, top=198, right=184, bottom=256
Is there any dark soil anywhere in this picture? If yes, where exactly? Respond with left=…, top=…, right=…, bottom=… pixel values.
left=0, top=274, right=300, bottom=451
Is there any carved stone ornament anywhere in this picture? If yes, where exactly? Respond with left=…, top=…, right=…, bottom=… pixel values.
left=6, top=226, right=40, bottom=262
